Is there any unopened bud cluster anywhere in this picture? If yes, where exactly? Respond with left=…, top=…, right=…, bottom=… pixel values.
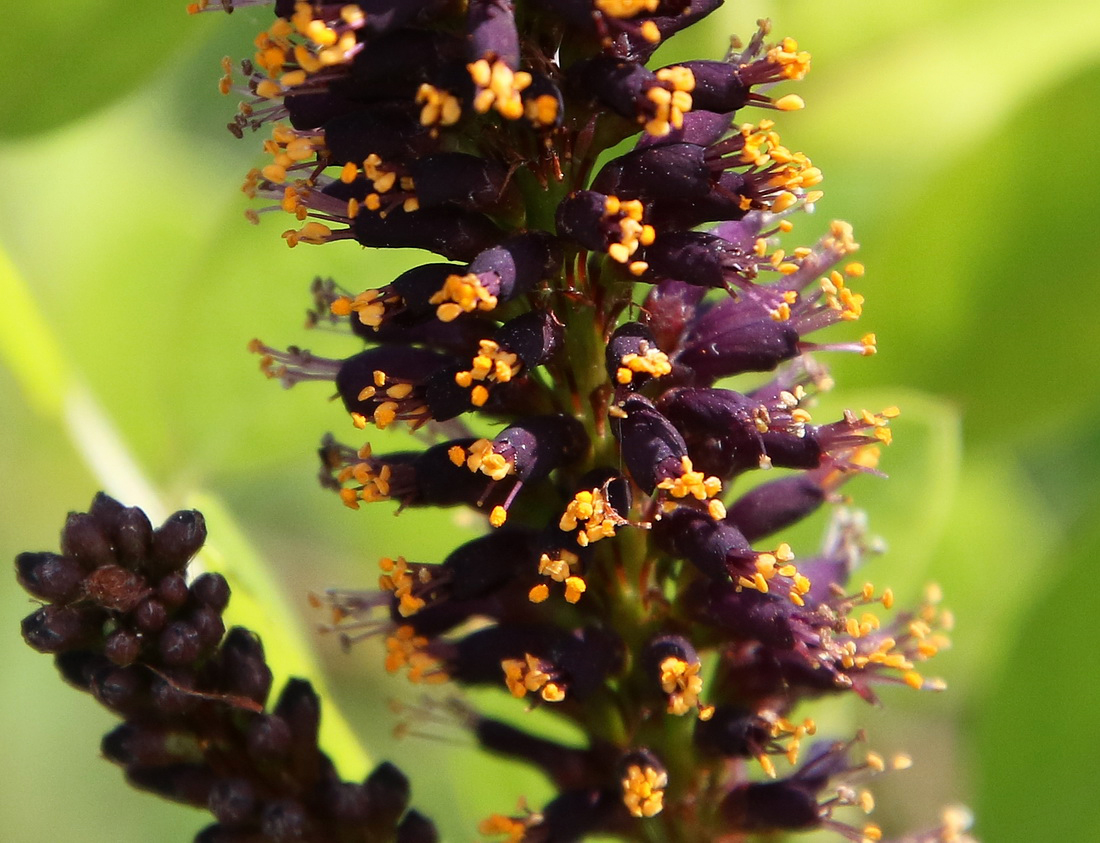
left=17, top=493, right=435, bottom=843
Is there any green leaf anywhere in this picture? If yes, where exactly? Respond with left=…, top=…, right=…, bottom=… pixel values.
left=0, top=244, right=69, bottom=415
left=0, top=1, right=212, bottom=138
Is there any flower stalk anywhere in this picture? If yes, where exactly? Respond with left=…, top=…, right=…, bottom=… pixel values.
left=15, top=2, right=976, bottom=842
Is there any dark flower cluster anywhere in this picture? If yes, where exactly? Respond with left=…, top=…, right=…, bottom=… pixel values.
left=16, top=493, right=436, bottom=843
left=13, top=2, right=973, bottom=842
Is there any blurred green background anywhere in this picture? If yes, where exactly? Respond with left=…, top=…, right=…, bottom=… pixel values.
left=2, top=1, right=1098, bottom=840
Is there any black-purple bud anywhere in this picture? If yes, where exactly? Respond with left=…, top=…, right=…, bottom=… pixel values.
left=259, top=798, right=313, bottom=841
left=246, top=714, right=294, bottom=762
left=157, top=572, right=190, bottom=608
left=336, top=345, right=455, bottom=423
left=214, top=628, right=273, bottom=707
left=208, top=778, right=258, bottom=828
left=678, top=298, right=801, bottom=381
left=725, top=474, right=827, bottom=542
left=104, top=628, right=142, bottom=666
left=323, top=105, right=436, bottom=165
left=592, top=143, right=711, bottom=203
left=113, top=506, right=153, bottom=567
left=87, top=491, right=125, bottom=533
left=410, top=440, right=515, bottom=510
left=487, top=414, right=588, bottom=484
left=189, top=605, right=228, bottom=651
left=192, top=572, right=231, bottom=612
left=688, top=582, right=800, bottom=650
left=159, top=621, right=202, bottom=667
left=15, top=552, right=84, bottom=603
left=635, top=109, right=731, bottom=149
left=721, top=778, right=822, bottom=832
left=641, top=231, right=735, bottom=290
left=409, top=153, right=511, bottom=212
left=151, top=510, right=207, bottom=575
left=396, top=810, right=439, bottom=843
left=150, top=671, right=201, bottom=717
left=88, top=663, right=148, bottom=716
left=467, top=233, right=561, bottom=308
left=493, top=309, right=563, bottom=370
left=21, top=604, right=101, bottom=653
left=439, top=528, right=541, bottom=602
left=322, top=781, right=371, bottom=825
left=694, top=704, right=771, bottom=758
left=61, top=512, right=114, bottom=569
left=103, top=723, right=199, bottom=767
left=474, top=718, right=604, bottom=791
left=555, top=190, right=626, bottom=254
left=643, top=634, right=699, bottom=680
left=612, top=395, right=689, bottom=493
left=365, top=761, right=411, bottom=830
left=54, top=650, right=103, bottom=692
left=351, top=205, right=504, bottom=261
left=127, top=764, right=216, bottom=808
left=677, top=59, right=754, bottom=113
left=652, top=507, right=753, bottom=580
left=345, top=29, right=461, bottom=96
left=133, top=598, right=169, bottom=633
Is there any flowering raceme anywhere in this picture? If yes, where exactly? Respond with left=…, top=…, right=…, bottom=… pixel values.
left=16, top=2, right=976, bottom=842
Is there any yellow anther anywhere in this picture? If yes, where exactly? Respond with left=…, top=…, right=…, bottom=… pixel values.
left=774, top=94, right=805, bottom=111
left=621, top=764, right=667, bottom=818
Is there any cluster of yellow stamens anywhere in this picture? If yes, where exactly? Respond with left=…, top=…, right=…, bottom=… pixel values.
left=755, top=714, right=818, bottom=778
left=833, top=583, right=951, bottom=692
left=330, top=288, right=401, bottom=329
left=384, top=625, right=445, bottom=684
left=234, top=2, right=365, bottom=106
left=501, top=654, right=566, bottom=702
left=448, top=439, right=513, bottom=481
left=621, top=763, right=667, bottom=818
left=602, top=195, right=656, bottom=269
left=616, top=344, right=671, bottom=384
left=416, top=83, right=462, bottom=127
left=429, top=273, right=499, bottom=322
left=378, top=556, right=428, bottom=618
left=821, top=268, right=867, bottom=321
left=559, top=488, right=626, bottom=547
left=453, top=340, right=522, bottom=407
left=658, top=656, right=708, bottom=717
left=528, top=551, right=586, bottom=604
left=644, top=66, right=695, bottom=136
left=469, top=59, right=532, bottom=121
left=851, top=407, right=899, bottom=446
left=766, top=36, right=813, bottom=81
left=333, top=444, right=394, bottom=509
left=737, top=544, right=813, bottom=606
left=350, top=369, right=426, bottom=429
left=655, top=456, right=725, bottom=519
left=338, top=153, right=419, bottom=217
